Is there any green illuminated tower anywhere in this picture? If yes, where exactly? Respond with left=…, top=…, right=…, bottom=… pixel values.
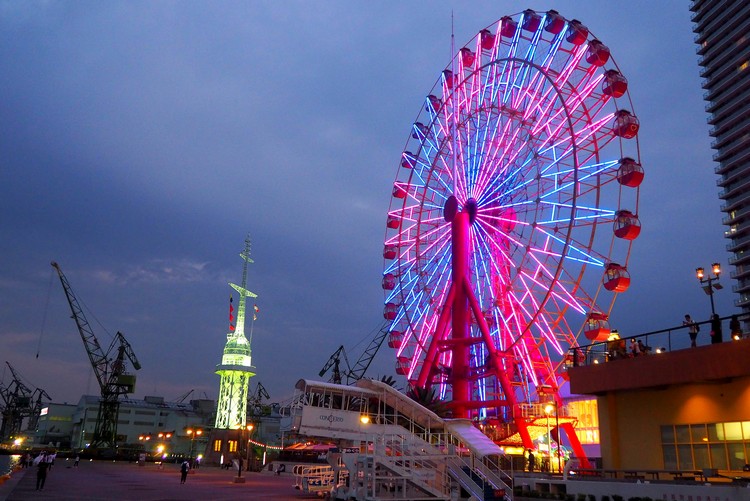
left=214, top=236, right=257, bottom=429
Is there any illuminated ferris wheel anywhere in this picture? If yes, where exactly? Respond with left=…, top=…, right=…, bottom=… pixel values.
left=382, top=9, right=642, bottom=443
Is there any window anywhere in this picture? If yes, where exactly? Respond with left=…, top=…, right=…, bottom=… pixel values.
left=228, top=440, right=238, bottom=453
left=213, top=439, right=222, bottom=452
left=567, top=399, right=599, bottom=445
left=661, top=421, right=750, bottom=471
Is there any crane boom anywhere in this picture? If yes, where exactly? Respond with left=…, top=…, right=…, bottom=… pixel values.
left=347, top=323, right=388, bottom=382
left=51, top=261, right=110, bottom=390
left=319, top=345, right=349, bottom=384
left=319, top=322, right=389, bottom=385
left=51, top=261, right=140, bottom=449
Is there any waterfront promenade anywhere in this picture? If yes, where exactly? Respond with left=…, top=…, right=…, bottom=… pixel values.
left=0, top=459, right=303, bottom=500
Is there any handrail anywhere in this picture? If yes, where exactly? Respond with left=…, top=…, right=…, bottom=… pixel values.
left=569, top=313, right=750, bottom=367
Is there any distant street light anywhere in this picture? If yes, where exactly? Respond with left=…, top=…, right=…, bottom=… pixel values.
left=245, top=424, right=254, bottom=472
left=186, top=428, right=203, bottom=463
left=696, top=263, right=722, bottom=316
left=544, top=404, right=553, bottom=472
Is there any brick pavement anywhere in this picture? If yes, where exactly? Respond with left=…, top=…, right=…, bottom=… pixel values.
left=0, top=459, right=310, bottom=500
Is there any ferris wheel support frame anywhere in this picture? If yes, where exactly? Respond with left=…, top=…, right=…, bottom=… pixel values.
left=416, top=199, right=533, bottom=447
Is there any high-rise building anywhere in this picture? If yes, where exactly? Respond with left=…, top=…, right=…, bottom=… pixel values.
left=691, top=0, right=750, bottom=314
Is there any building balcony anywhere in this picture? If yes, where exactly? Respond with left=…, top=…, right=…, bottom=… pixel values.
left=721, top=206, right=750, bottom=225
left=697, top=16, right=750, bottom=68
left=729, top=250, right=750, bottom=266
left=713, top=137, right=750, bottom=164
left=735, top=294, right=750, bottom=307
left=726, top=233, right=750, bottom=252
left=718, top=175, right=750, bottom=200
left=730, top=265, right=750, bottom=279
left=708, top=100, right=750, bottom=135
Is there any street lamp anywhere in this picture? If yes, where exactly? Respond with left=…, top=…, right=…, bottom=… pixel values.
left=232, top=424, right=255, bottom=482
left=544, top=404, right=553, bottom=473
left=186, top=428, right=202, bottom=463
left=696, top=263, right=722, bottom=316
left=245, top=424, right=254, bottom=472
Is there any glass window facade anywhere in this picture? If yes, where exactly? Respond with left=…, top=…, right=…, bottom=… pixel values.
left=566, top=399, right=600, bottom=445
left=661, top=421, right=750, bottom=470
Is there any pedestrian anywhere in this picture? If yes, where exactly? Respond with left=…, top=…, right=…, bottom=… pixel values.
left=730, top=315, right=742, bottom=340
left=629, top=338, right=640, bottom=357
left=36, top=452, right=50, bottom=491
left=527, top=449, right=535, bottom=472
left=74, top=455, right=80, bottom=467
left=684, top=314, right=699, bottom=347
left=180, top=460, right=190, bottom=484
left=710, top=313, right=723, bottom=344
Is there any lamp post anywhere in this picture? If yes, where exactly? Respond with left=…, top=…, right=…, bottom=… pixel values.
left=186, top=428, right=202, bottom=463
left=696, top=263, right=722, bottom=316
left=544, top=404, right=554, bottom=473
left=245, top=424, right=254, bottom=472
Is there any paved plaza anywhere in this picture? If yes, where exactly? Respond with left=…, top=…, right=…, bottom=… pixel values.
left=0, top=459, right=307, bottom=500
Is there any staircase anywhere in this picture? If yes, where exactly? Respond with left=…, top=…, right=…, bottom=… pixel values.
left=289, top=379, right=513, bottom=500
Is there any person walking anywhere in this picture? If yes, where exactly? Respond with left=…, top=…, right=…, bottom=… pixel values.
left=36, top=452, right=50, bottom=491
left=527, top=449, right=536, bottom=472
left=180, top=460, right=190, bottom=484
left=74, top=455, right=80, bottom=467
left=684, top=314, right=699, bottom=347
left=710, top=313, right=723, bottom=344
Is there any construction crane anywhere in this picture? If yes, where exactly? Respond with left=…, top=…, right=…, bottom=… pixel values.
left=27, top=387, right=51, bottom=433
left=248, top=381, right=270, bottom=417
left=173, top=389, right=194, bottom=404
left=319, top=345, right=349, bottom=385
left=0, top=362, right=49, bottom=441
left=51, top=261, right=141, bottom=449
left=318, top=323, right=389, bottom=385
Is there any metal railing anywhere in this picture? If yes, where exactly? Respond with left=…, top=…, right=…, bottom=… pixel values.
left=568, top=313, right=750, bottom=367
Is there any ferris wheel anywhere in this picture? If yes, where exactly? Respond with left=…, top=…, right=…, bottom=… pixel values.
left=382, top=9, right=642, bottom=443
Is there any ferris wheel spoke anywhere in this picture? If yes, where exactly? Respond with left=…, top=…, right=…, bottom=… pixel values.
left=528, top=228, right=606, bottom=267
left=535, top=200, right=616, bottom=225
left=521, top=251, right=590, bottom=315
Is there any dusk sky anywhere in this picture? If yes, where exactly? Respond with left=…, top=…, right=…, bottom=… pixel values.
left=0, top=1, right=735, bottom=407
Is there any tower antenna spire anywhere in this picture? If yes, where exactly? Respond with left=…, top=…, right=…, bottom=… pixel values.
left=214, top=234, right=257, bottom=430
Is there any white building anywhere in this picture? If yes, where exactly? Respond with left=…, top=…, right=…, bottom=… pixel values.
left=69, top=395, right=214, bottom=458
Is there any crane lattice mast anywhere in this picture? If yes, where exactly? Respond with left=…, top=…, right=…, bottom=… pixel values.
left=51, top=261, right=141, bottom=449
